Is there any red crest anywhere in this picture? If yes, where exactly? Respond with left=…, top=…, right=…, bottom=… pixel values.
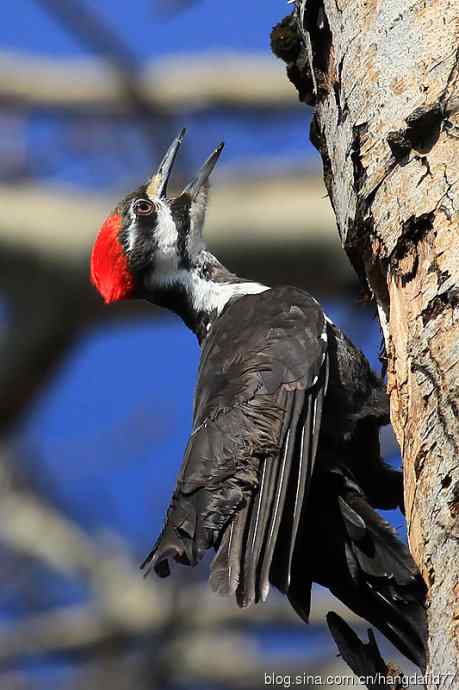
left=90, top=213, right=135, bottom=304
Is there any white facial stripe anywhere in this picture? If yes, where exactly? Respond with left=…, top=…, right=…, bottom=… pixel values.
left=145, top=200, right=179, bottom=277
left=126, top=199, right=179, bottom=266
left=155, top=201, right=178, bottom=251
left=126, top=206, right=137, bottom=253
left=188, top=188, right=207, bottom=249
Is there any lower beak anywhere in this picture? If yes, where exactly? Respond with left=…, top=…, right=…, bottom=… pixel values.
left=183, top=143, right=224, bottom=200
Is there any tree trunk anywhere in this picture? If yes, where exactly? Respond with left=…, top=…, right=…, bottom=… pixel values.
left=273, top=0, right=459, bottom=684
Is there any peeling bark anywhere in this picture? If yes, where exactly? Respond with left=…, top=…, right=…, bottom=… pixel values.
left=273, top=0, right=459, bottom=683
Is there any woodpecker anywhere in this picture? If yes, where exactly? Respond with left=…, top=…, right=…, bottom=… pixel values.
left=91, top=130, right=426, bottom=668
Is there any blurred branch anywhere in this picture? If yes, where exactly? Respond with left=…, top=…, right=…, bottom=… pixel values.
left=0, top=598, right=350, bottom=689
left=0, top=455, right=366, bottom=668
left=0, top=476, right=362, bottom=631
left=34, top=0, right=141, bottom=71
left=0, top=454, right=408, bottom=689
left=0, top=469, right=162, bottom=632
left=0, top=243, right=103, bottom=436
left=0, top=176, right=334, bottom=257
left=0, top=51, right=297, bottom=115
left=0, top=603, right=358, bottom=690
left=32, top=0, right=173, bottom=151
left=0, top=597, right=363, bottom=668
left=0, top=605, right=142, bottom=664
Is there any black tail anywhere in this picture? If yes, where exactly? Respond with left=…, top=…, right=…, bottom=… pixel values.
left=327, top=612, right=401, bottom=688
left=291, top=465, right=427, bottom=670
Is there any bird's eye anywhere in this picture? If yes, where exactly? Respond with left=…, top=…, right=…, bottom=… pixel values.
left=134, top=199, right=155, bottom=216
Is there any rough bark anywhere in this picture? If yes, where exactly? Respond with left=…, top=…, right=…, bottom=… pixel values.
left=273, top=0, right=459, bottom=684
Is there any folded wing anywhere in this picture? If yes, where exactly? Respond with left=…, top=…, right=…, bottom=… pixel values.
left=141, top=287, right=328, bottom=610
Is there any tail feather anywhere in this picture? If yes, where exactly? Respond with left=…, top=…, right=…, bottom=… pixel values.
left=326, top=612, right=394, bottom=686
left=142, top=450, right=427, bottom=670
left=345, top=493, right=419, bottom=583
left=307, top=468, right=427, bottom=669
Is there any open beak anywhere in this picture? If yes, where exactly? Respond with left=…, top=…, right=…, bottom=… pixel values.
left=146, top=128, right=186, bottom=200
left=183, top=143, right=224, bottom=201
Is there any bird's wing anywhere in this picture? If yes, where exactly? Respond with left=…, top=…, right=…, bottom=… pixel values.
left=141, top=286, right=328, bottom=609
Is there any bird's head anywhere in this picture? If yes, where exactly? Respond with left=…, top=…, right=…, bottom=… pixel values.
left=90, top=129, right=224, bottom=304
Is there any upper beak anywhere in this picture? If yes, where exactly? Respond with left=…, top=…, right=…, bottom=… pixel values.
left=183, top=143, right=224, bottom=200
left=147, top=128, right=186, bottom=200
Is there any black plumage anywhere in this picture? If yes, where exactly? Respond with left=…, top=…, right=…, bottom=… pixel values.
left=141, top=286, right=426, bottom=669
left=91, top=132, right=427, bottom=671
left=326, top=612, right=395, bottom=687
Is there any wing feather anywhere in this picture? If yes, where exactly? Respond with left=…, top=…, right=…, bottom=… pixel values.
left=256, top=392, right=303, bottom=603
left=142, top=287, right=329, bottom=612
left=209, top=502, right=249, bottom=596
left=236, top=453, right=276, bottom=607
left=271, top=394, right=313, bottom=595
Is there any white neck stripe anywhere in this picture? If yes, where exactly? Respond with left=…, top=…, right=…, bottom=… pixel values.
left=151, top=268, right=269, bottom=316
